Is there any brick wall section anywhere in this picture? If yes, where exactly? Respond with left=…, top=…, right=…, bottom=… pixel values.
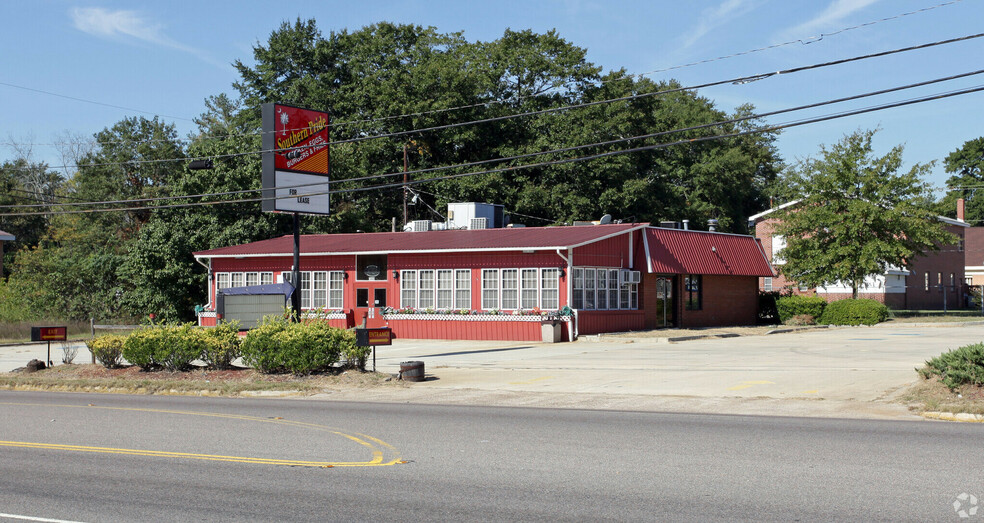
left=678, top=275, right=760, bottom=328
left=965, top=227, right=984, bottom=285
left=754, top=216, right=966, bottom=310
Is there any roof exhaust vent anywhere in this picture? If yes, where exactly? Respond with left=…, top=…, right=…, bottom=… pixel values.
left=708, top=219, right=719, bottom=232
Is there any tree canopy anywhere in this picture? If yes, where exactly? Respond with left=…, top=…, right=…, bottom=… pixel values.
left=935, top=137, right=984, bottom=223
left=1, top=19, right=784, bottom=321
left=773, top=129, right=954, bottom=298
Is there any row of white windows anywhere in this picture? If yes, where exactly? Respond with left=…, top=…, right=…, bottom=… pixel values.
left=216, top=271, right=345, bottom=309
left=215, top=272, right=273, bottom=290
left=400, top=268, right=561, bottom=310
left=572, top=268, right=638, bottom=310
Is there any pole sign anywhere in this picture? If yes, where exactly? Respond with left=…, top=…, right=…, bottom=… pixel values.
left=31, top=326, right=67, bottom=342
left=261, top=103, right=331, bottom=215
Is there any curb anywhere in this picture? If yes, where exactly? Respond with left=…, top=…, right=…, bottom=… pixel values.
left=921, top=411, right=984, bottom=422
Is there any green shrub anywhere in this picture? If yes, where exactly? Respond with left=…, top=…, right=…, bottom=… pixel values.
left=88, top=335, right=125, bottom=368
left=241, top=316, right=345, bottom=375
left=818, top=299, right=888, bottom=326
left=337, top=330, right=369, bottom=370
left=919, top=342, right=984, bottom=391
left=776, top=295, right=827, bottom=324
left=122, top=324, right=205, bottom=371
left=785, top=314, right=816, bottom=326
left=122, top=328, right=162, bottom=370
left=200, top=322, right=241, bottom=369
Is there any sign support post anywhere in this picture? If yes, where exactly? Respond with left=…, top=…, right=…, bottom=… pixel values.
left=292, top=212, right=301, bottom=321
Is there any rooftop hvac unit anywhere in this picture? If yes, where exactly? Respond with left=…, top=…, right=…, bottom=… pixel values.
left=618, top=269, right=641, bottom=285
left=411, top=220, right=432, bottom=232
left=469, top=217, right=488, bottom=230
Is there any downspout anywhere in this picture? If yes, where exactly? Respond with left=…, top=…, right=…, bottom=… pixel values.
left=557, top=248, right=577, bottom=340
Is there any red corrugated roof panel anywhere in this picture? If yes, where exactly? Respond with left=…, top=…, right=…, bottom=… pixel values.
left=194, top=223, right=647, bottom=257
left=646, top=228, right=774, bottom=276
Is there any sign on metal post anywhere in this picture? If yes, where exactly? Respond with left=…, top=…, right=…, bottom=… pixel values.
left=355, top=328, right=392, bottom=373
left=261, top=103, right=331, bottom=216
left=31, top=326, right=66, bottom=368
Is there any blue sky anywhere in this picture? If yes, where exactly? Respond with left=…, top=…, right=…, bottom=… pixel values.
left=2, top=0, right=983, bottom=197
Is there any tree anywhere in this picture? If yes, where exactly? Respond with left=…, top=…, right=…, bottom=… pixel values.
left=773, top=129, right=954, bottom=298
left=936, top=137, right=984, bottom=223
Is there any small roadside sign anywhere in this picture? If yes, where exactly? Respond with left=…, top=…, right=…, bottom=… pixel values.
left=31, top=326, right=67, bottom=342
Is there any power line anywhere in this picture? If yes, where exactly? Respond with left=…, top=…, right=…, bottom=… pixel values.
left=3, top=25, right=981, bottom=158
left=5, top=66, right=982, bottom=211
left=4, top=82, right=982, bottom=218
left=0, top=81, right=196, bottom=122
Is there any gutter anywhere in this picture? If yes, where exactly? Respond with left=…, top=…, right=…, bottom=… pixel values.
left=556, top=248, right=577, bottom=340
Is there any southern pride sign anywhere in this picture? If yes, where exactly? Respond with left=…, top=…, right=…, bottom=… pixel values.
left=261, top=103, right=331, bottom=215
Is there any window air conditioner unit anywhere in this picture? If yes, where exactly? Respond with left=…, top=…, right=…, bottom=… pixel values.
left=619, top=270, right=641, bottom=285
left=469, top=217, right=488, bottom=230
left=411, top=220, right=432, bottom=232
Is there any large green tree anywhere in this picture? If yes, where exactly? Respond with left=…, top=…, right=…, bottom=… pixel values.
left=935, top=137, right=984, bottom=223
left=774, top=129, right=954, bottom=298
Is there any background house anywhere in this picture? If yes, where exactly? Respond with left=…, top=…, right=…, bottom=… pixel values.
left=193, top=204, right=774, bottom=341
left=750, top=201, right=968, bottom=310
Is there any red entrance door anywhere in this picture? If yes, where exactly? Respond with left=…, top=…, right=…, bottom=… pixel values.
left=355, top=285, right=388, bottom=328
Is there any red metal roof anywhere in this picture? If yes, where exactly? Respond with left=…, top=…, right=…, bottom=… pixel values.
left=645, top=228, right=774, bottom=276
left=194, top=223, right=647, bottom=257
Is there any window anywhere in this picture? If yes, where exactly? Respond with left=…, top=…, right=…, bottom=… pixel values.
left=541, top=269, right=560, bottom=309
left=501, top=269, right=519, bottom=310
left=584, top=269, right=596, bottom=310
left=216, top=273, right=230, bottom=291
left=938, top=272, right=942, bottom=292
left=357, top=254, right=387, bottom=281
left=925, top=273, right=930, bottom=292
left=597, top=270, right=608, bottom=310
left=959, top=239, right=965, bottom=252
left=329, top=272, right=343, bottom=308
left=685, top=275, right=702, bottom=311
left=261, top=272, right=273, bottom=285
left=482, top=269, right=500, bottom=310
left=455, top=270, right=471, bottom=309
left=437, top=270, right=454, bottom=309
left=230, top=272, right=244, bottom=288
left=950, top=273, right=955, bottom=288
left=216, top=272, right=273, bottom=290
left=521, top=269, right=539, bottom=308
left=401, top=270, right=417, bottom=308
left=572, top=267, right=636, bottom=310
left=401, top=269, right=472, bottom=310
left=798, top=283, right=808, bottom=292
left=300, top=272, right=312, bottom=308
left=608, top=269, right=619, bottom=308
left=418, top=270, right=435, bottom=308
left=763, top=277, right=773, bottom=292
left=245, top=272, right=259, bottom=287
left=312, top=271, right=328, bottom=308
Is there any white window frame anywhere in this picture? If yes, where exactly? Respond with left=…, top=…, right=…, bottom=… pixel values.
left=572, top=266, right=637, bottom=311
left=501, top=269, right=519, bottom=310
left=401, top=269, right=472, bottom=310
left=482, top=269, right=500, bottom=310
left=521, top=269, right=539, bottom=309
left=541, top=268, right=560, bottom=310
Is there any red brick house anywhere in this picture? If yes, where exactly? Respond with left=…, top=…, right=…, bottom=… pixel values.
left=964, top=226, right=984, bottom=286
left=193, top=221, right=774, bottom=341
left=750, top=201, right=968, bottom=310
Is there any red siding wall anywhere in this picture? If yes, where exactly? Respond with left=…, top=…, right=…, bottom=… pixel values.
left=572, top=233, right=636, bottom=268
left=384, top=318, right=566, bottom=341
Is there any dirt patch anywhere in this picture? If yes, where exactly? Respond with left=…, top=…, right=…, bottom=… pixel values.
left=0, top=363, right=407, bottom=396
left=898, top=376, right=984, bottom=416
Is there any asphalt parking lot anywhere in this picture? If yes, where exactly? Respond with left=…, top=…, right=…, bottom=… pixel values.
left=3, top=323, right=983, bottom=418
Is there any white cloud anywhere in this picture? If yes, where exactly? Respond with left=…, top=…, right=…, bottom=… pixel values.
left=681, top=0, right=760, bottom=50
left=777, top=0, right=881, bottom=42
left=71, top=7, right=196, bottom=52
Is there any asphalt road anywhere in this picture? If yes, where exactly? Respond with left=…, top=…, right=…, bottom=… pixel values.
left=0, top=391, right=981, bottom=522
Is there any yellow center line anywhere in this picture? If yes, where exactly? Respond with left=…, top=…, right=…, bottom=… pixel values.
left=0, top=402, right=404, bottom=467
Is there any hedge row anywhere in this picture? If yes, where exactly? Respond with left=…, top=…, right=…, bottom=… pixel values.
left=87, top=318, right=366, bottom=374
left=774, top=296, right=888, bottom=326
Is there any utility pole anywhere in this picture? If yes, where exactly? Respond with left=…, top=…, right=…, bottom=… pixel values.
left=403, top=143, right=409, bottom=228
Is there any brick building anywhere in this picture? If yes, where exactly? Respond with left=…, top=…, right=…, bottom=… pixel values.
left=749, top=201, right=968, bottom=310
